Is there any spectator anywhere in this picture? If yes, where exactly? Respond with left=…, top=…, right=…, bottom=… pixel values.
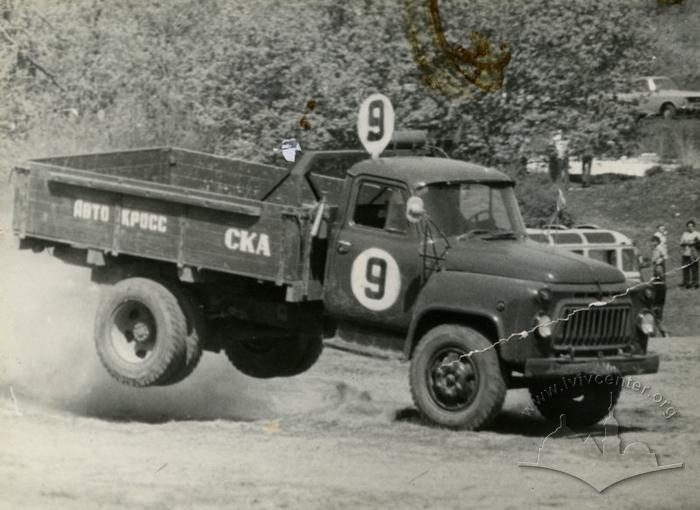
left=650, top=234, right=668, bottom=336
left=680, top=219, right=700, bottom=289
left=580, top=137, right=594, bottom=188
left=552, top=130, right=570, bottom=187
left=654, top=224, right=668, bottom=249
left=548, top=151, right=559, bottom=182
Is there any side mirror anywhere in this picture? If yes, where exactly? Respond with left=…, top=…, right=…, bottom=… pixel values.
left=406, top=196, right=426, bottom=224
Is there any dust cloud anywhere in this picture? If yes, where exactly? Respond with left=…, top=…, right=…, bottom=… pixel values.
left=0, top=234, right=276, bottom=423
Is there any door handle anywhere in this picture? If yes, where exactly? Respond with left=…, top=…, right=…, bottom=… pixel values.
left=337, top=240, right=352, bottom=254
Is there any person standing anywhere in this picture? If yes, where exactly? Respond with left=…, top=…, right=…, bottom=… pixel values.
left=654, top=224, right=668, bottom=248
left=580, top=137, right=594, bottom=188
left=552, top=130, right=570, bottom=188
left=650, top=234, right=668, bottom=336
left=680, top=219, right=700, bottom=289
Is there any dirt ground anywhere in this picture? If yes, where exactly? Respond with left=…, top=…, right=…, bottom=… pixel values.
left=1, top=190, right=699, bottom=510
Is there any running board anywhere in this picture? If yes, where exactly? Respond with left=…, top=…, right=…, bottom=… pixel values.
left=323, top=337, right=404, bottom=361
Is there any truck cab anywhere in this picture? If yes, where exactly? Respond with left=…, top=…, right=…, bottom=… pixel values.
left=312, top=155, right=659, bottom=429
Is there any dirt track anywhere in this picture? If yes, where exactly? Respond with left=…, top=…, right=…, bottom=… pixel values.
left=1, top=196, right=699, bottom=509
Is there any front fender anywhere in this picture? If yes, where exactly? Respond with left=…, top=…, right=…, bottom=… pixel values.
left=405, top=271, right=545, bottom=362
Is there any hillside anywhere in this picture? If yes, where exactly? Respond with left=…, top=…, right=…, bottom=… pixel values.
left=650, top=0, right=700, bottom=87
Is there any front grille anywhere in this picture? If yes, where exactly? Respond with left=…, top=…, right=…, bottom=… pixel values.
left=554, top=305, right=631, bottom=349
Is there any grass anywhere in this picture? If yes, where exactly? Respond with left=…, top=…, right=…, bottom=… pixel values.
left=637, top=118, right=700, bottom=165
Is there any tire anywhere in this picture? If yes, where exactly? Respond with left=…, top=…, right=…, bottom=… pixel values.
left=94, top=277, right=187, bottom=387
left=661, top=103, right=677, bottom=119
left=528, top=376, right=622, bottom=428
left=287, top=335, right=323, bottom=376
left=409, top=324, right=506, bottom=430
left=158, top=283, right=206, bottom=385
left=224, top=333, right=320, bottom=379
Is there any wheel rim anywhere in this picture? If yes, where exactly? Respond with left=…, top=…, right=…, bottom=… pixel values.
left=427, top=346, right=479, bottom=411
left=110, top=300, right=157, bottom=363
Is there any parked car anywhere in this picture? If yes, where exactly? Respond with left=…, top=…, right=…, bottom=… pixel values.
left=617, top=76, right=700, bottom=119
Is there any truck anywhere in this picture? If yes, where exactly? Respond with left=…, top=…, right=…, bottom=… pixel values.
left=11, top=137, right=660, bottom=430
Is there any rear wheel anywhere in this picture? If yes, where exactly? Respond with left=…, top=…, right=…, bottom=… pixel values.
left=159, top=283, right=206, bottom=385
left=94, top=277, right=187, bottom=387
left=288, top=335, right=323, bottom=376
left=528, top=377, right=622, bottom=428
left=224, top=332, right=322, bottom=379
left=409, top=324, right=506, bottom=430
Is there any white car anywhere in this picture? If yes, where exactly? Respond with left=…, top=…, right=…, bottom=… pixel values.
left=617, top=76, right=700, bottom=119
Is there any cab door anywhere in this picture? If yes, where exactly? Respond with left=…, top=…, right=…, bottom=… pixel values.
left=324, top=177, right=422, bottom=331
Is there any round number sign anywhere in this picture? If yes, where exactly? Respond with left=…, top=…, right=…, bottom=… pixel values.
left=357, top=93, right=395, bottom=159
left=350, top=248, right=401, bottom=311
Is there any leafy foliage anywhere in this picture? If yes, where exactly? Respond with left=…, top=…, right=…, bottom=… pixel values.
left=0, top=0, right=692, bottom=226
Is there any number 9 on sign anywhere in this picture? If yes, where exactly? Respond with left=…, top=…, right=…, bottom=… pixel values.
left=357, top=94, right=394, bottom=159
left=350, top=248, right=401, bottom=311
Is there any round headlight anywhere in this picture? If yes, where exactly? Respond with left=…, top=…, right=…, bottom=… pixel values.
left=536, top=314, right=553, bottom=338
left=636, top=312, right=655, bottom=336
left=537, top=288, right=552, bottom=304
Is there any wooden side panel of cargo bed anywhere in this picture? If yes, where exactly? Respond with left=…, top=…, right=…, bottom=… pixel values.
left=182, top=206, right=302, bottom=283
left=19, top=167, right=306, bottom=284
left=114, top=195, right=182, bottom=261
left=169, top=150, right=289, bottom=200
left=24, top=174, right=117, bottom=247
left=36, top=148, right=171, bottom=183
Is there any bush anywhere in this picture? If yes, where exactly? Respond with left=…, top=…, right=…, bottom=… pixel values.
left=645, top=165, right=664, bottom=177
left=514, top=174, right=575, bottom=228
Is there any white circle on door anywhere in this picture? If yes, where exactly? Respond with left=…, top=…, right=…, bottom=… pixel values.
left=350, top=248, right=401, bottom=311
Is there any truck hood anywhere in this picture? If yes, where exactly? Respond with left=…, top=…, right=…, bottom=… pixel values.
left=444, top=239, right=625, bottom=284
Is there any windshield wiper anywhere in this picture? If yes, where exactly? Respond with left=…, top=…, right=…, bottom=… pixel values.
left=456, top=229, right=491, bottom=241
left=482, top=231, right=519, bottom=240
left=456, top=230, right=521, bottom=241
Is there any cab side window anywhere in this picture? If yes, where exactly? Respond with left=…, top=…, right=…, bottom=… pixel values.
left=352, top=181, right=408, bottom=233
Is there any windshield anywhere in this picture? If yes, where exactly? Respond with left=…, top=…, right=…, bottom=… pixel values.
left=418, top=182, right=526, bottom=239
left=653, top=78, right=679, bottom=91
left=622, top=248, right=638, bottom=272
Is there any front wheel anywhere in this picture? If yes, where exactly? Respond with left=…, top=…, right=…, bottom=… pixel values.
left=661, top=103, right=677, bottom=119
left=409, top=324, right=506, bottom=430
left=528, top=377, right=622, bottom=428
left=94, top=277, right=187, bottom=387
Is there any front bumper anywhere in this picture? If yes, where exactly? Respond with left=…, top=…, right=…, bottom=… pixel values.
left=524, top=353, right=659, bottom=378
left=681, top=101, right=700, bottom=112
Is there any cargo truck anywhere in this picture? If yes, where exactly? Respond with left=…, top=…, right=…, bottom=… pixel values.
left=11, top=135, right=660, bottom=429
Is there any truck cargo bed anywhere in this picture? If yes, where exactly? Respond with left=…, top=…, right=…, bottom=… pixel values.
left=12, top=147, right=328, bottom=298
